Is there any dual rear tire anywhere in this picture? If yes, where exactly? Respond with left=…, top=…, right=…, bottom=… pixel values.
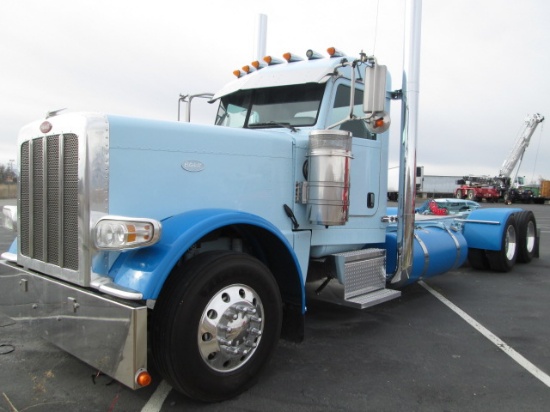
left=468, top=211, right=537, bottom=272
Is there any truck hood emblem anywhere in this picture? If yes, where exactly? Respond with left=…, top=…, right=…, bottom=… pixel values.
left=181, top=160, right=204, bottom=172
left=40, top=121, right=52, bottom=134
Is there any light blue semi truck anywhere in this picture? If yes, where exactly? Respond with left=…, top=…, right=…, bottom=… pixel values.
left=0, top=41, right=540, bottom=401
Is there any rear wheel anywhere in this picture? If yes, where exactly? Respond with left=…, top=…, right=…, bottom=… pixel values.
left=486, top=216, right=517, bottom=272
left=152, top=251, right=282, bottom=402
left=467, top=190, right=475, bottom=200
left=468, top=248, right=490, bottom=270
left=516, top=211, right=537, bottom=263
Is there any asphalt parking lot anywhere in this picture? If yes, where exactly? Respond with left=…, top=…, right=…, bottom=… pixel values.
left=1, top=199, right=549, bottom=411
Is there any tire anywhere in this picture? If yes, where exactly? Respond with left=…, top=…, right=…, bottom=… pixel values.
left=486, top=215, right=518, bottom=272
left=515, top=211, right=537, bottom=263
left=152, top=251, right=282, bottom=402
left=467, top=190, right=475, bottom=200
left=503, top=192, right=511, bottom=205
left=468, top=248, right=490, bottom=270
left=455, top=191, right=463, bottom=199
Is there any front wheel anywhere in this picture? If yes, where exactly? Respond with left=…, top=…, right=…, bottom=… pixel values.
left=152, top=251, right=282, bottom=402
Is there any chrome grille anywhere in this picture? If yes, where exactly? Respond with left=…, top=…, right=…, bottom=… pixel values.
left=20, top=134, right=79, bottom=270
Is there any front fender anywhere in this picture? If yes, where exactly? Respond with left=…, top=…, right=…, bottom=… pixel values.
left=462, top=208, right=522, bottom=250
left=109, top=209, right=304, bottom=301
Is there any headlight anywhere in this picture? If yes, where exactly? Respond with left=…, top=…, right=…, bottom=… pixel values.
left=94, top=216, right=161, bottom=250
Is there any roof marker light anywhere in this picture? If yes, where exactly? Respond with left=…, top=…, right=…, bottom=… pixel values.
left=251, top=60, right=267, bottom=70
left=263, top=55, right=285, bottom=65
left=233, top=69, right=245, bottom=78
left=283, top=52, right=304, bottom=63
left=306, top=49, right=324, bottom=60
left=327, top=47, right=346, bottom=58
left=242, top=65, right=256, bottom=74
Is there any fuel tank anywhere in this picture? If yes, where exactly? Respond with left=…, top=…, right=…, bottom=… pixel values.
left=385, top=224, right=468, bottom=285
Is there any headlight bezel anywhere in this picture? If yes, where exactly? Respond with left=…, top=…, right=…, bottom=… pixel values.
left=94, top=216, right=161, bottom=250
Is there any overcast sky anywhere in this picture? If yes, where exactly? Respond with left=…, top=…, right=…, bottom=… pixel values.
left=1, top=0, right=549, bottom=183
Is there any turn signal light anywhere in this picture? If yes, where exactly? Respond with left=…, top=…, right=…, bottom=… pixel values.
left=94, top=216, right=161, bottom=250
left=366, top=112, right=391, bottom=134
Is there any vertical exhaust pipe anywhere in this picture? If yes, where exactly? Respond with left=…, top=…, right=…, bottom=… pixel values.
left=254, top=14, right=268, bottom=61
left=391, top=0, right=422, bottom=286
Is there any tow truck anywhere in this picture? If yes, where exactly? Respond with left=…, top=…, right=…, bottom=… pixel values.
left=455, top=113, right=544, bottom=203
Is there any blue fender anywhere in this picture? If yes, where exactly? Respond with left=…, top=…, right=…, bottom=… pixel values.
left=109, top=209, right=305, bottom=304
left=8, top=238, right=17, bottom=254
left=462, top=207, right=522, bottom=251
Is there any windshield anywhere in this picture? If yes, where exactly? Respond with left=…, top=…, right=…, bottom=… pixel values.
left=215, top=83, right=325, bottom=128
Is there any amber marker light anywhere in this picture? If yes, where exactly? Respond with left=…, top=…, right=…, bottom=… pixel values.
left=251, top=60, right=267, bottom=70
left=136, top=369, right=152, bottom=387
left=263, top=55, right=284, bottom=65
left=283, top=52, right=304, bottom=62
left=327, top=47, right=345, bottom=58
left=374, top=118, right=385, bottom=128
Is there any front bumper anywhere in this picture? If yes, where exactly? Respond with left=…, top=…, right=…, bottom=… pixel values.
left=0, top=260, right=148, bottom=389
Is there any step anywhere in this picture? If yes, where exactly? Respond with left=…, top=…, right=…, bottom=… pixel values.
left=345, top=288, right=401, bottom=309
left=305, top=279, right=401, bottom=309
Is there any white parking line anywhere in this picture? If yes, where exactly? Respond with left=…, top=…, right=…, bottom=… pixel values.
left=420, top=281, right=550, bottom=388
left=141, top=379, right=172, bottom=412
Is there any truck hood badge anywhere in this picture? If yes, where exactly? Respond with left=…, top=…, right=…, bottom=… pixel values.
left=181, top=160, right=205, bottom=172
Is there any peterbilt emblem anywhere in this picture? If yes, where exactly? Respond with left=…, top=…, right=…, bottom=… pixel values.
left=181, top=160, right=204, bottom=172
left=40, top=121, right=53, bottom=134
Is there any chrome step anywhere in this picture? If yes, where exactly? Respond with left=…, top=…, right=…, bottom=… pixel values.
left=345, top=288, right=401, bottom=309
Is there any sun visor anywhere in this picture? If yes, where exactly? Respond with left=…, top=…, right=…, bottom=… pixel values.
left=212, top=59, right=336, bottom=101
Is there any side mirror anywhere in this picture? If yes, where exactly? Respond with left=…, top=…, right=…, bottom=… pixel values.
left=363, top=64, right=390, bottom=134
left=363, top=64, right=387, bottom=114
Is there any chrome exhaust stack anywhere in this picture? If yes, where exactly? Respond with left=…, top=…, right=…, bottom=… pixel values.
left=391, top=0, right=423, bottom=287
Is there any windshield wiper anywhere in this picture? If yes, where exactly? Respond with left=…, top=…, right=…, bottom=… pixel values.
left=247, top=121, right=297, bottom=132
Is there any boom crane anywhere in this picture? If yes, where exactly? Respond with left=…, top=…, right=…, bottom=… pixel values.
left=499, top=113, right=544, bottom=181
left=455, top=113, right=544, bottom=202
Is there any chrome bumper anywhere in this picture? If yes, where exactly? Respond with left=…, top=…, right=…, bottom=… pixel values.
left=0, top=260, right=147, bottom=389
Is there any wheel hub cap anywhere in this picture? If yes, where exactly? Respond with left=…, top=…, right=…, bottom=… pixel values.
left=198, top=284, right=264, bottom=372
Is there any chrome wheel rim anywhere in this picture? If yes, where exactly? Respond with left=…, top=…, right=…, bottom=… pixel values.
left=198, top=284, right=264, bottom=373
left=525, top=220, right=536, bottom=253
left=505, top=225, right=517, bottom=261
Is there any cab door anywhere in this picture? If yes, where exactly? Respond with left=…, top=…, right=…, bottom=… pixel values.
left=326, top=83, right=381, bottom=218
